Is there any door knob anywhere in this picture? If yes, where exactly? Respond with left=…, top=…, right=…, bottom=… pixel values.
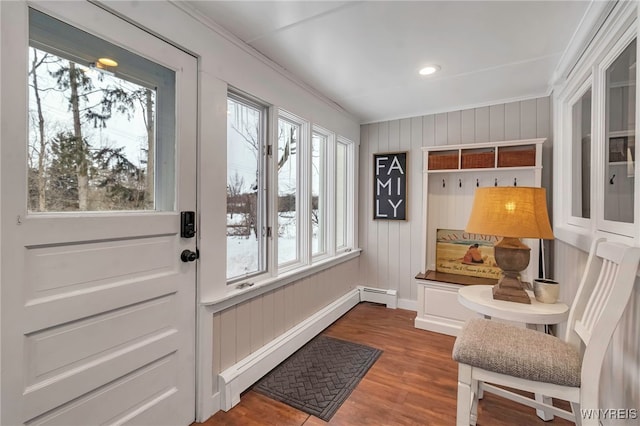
left=181, top=249, right=198, bottom=263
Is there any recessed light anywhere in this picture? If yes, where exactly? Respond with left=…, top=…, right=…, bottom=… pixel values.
left=419, top=65, right=440, bottom=76
left=97, top=57, right=118, bottom=68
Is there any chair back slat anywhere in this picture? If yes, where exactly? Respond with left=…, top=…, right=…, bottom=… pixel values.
left=579, top=259, right=617, bottom=341
left=563, top=238, right=640, bottom=412
left=565, top=239, right=640, bottom=350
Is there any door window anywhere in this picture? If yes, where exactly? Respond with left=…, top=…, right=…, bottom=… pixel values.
left=28, top=9, right=175, bottom=212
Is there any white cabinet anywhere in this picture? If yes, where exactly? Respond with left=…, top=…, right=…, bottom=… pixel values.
left=415, top=139, right=546, bottom=336
left=415, top=272, right=488, bottom=336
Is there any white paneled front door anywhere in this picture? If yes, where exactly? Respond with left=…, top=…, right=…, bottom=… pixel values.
left=1, top=2, right=197, bottom=424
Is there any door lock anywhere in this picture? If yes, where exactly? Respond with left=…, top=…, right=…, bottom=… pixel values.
left=180, top=249, right=199, bottom=263
left=180, top=211, right=196, bottom=238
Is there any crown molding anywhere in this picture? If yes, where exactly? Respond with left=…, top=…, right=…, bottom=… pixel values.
left=550, top=0, right=618, bottom=87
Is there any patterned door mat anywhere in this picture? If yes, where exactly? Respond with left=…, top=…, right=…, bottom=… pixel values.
left=253, top=335, right=382, bottom=421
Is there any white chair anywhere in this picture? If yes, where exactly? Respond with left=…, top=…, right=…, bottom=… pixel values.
left=452, top=238, right=640, bottom=426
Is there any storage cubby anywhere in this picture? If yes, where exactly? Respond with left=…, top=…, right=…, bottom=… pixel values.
left=415, top=138, right=546, bottom=336
left=426, top=140, right=540, bottom=172
left=427, top=150, right=459, bottom=170
left=461, top=148, right=495, bottom=169
left=497, top=144, right=536, bottom=167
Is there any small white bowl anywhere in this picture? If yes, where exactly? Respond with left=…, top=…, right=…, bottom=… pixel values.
left=533, top=279, right=559, bottom=304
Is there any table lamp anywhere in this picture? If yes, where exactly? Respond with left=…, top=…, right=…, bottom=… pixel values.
left=465, top=187, right=554, bottom=304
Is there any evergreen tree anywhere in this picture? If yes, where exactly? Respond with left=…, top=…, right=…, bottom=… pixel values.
left=47, top=132, right=83, bottom=210
left=50, top=61, right=95, bottom=210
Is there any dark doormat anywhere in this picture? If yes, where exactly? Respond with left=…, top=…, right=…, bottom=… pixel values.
left=252, top=335, right=382, bottom=421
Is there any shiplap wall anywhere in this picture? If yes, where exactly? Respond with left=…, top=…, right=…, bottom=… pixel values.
left=358, top=96, right=553, bottom=304
left=210, top=258, right=358, bottom=389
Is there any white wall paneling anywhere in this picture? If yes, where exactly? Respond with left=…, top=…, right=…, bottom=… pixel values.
left=200, top=258, right=359, bottom=419
left=358, top=96, right=553, bottom=302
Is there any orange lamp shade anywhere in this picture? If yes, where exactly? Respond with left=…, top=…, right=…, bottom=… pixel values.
left=465, top=187, right=554, bottom=240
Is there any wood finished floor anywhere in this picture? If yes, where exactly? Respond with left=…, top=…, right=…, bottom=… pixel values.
left=196, top=302, right=574, bottom=426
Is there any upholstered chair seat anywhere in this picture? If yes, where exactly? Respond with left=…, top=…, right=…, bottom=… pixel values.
left=452, top=318, right=581, bottom=387
left=452, top=239, right=640, bottom=426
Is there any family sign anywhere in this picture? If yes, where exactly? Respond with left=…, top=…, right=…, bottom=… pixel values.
left=373, top=152, right=407, bottom=220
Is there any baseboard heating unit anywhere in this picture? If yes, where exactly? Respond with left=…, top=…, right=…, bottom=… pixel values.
left=357, top=286, right=398, bottom=309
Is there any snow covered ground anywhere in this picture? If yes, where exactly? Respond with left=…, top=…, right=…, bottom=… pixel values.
left=227, top=213, right=297, bottom=279
left=227, top=212, right=316, bottom=279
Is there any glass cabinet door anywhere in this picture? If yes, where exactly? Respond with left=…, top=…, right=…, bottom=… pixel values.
left=571, top=87, right=592, bottom=220
left=604, top=38, right=636, bottom=224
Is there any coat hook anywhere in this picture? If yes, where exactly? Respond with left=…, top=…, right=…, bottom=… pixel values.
left=514, top=177, right=517, bottom=187
left=609, top=174, right=616, bottom=184
left=494, top=178, right=498, bottom=187
left=476, top=178, right=479, bottom=187
left=459, top=178, right=462, bottom=188
left=442, top=178, right=446, bottom=188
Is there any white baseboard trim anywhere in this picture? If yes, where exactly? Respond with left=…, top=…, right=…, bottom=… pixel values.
left=397, top=298, right=417, bottom=311
left=218, top=289, right=360, bottom=411
left=414, top=316, right=463, bottom=337
left=357, top=286, right=397, bottom=308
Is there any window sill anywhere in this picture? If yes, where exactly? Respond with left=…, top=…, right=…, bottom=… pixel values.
left=201, top=248, right=362, bottom=313
left=554, top=224, right=595, bottom=253
left=554, top=223, right=636, bottom=253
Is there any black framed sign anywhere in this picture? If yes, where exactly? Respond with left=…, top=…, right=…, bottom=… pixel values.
left=373, top=152, right=407, bottom=220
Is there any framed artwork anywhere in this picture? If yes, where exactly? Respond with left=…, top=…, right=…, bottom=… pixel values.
left=373, top=152, right=407, bottom=220
left=435, top=229, right=502, bottom=279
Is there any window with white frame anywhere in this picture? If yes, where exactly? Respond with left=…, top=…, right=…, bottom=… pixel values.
left=336, top=137, right=352, bottom=250
left=226, top=97, right=356, bottom=285
left=277, top=112, right=303, bottom=266
left=555, top=1, right=638, bottom=246
left=602, top=37, right=636, bottom=225
left=226, top=92, right=267, bottom=282
left=311, top=127, right=329, bottom=257
left=570, top=83, right=592, bottom=221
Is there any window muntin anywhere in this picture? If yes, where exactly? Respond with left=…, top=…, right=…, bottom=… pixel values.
left=571, top=87, right=592, bottom=219
left=277, top=116, right=300, bottom=265
left=604, top=38, right=636, bottom=224
left=311, top=130, right=327, bottom=256
left=226, top=94, right=267, bottom=282
left=28, top=8, right=174, bottom=212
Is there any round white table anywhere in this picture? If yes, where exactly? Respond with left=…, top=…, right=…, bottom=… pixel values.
left=458, top=284, right=569, bottom=328
left=457, top=284, right=570, bottom=421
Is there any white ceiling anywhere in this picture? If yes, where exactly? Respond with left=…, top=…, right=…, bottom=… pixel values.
left=184, top=1, right=592, bottom=124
